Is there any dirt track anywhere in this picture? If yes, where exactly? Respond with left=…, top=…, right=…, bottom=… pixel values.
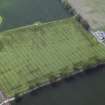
left=66, top=0, right=105, bottom=30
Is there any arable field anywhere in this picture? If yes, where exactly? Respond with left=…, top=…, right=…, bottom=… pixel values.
left=66, top=0, right=105, bottom=30
left=0, top=17, right=105, bottom=97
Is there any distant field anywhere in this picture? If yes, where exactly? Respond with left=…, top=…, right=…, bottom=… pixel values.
left=67, top=0, right=105, bottom=30
left=0, top=17, right=105, bottom=97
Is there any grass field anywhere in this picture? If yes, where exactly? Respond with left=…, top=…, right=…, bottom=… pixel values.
left=66, top=0, right=105, bottom=30
left=0, top=17, right=105, bottom=97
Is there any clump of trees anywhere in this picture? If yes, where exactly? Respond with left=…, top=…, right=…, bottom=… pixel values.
left=76, top=14, right=90, bottom=31
left=61, top=0, right=70, bottom=9
left=61, top=0, right=76, bottom=16
left=28, top=78, right=41, bottom=88
left=88, top=55, right=105, bottom=66
left=48, top=74, right=60, bottom=87
left=95, top=57, right=105, bottom=64
left=59, top=66, right=70, bottom=77
left=76, top=14, right=82, bottom=22
left=59, top=66, right=76, bottom=81
left=73, top=61, right=84, bottom=71
left=82, top=20, right=90, bottom=31
left=47, top=72, right=59, bottom=84
left=70, top=8, right=76, bottom=16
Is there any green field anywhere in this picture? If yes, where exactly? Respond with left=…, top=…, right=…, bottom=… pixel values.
left=0, top=17, right=105, bottom=97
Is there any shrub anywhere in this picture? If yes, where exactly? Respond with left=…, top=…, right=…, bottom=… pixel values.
left=69, top=8, right=76, bottom=15
left=46, top=72, right=60, bottom=84
left=81, top=20, right=90, bottom=31
left=59, top=66, right=71, bottom=78
left=76, top=14, right=82, bottom=22
left=62, top=0, right=70, bottom=9
left=73, top=61, right=84, bottom=71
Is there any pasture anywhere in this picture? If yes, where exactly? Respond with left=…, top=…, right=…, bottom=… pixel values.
left=0, top=17, right=105, bottom=97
